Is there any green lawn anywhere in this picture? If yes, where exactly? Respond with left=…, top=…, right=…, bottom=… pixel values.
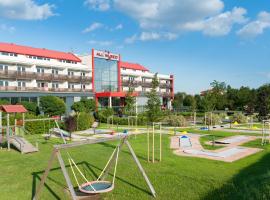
left=1, top=131, right=270, bottom=200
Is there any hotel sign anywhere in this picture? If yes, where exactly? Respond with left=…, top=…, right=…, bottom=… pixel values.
left=93, top=50, right=120, bottom=61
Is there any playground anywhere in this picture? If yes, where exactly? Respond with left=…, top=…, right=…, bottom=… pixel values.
left=1, top=106, right=270, bottom=199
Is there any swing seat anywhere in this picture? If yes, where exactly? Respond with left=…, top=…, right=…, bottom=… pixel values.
left=79, top=181, right=114, bottom=194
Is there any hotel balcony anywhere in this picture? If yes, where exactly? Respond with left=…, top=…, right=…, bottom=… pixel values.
left=0, top=70, right=92, bottom=83
left=0, top=86, right=93, bottom=93
left=159, top=83, right=172, bottom=89
left=122, top=80, right=141, bottom=87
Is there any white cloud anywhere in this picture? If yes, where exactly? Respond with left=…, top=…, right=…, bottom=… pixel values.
left=237, top=11, right=270, bottom=38
left=0, top=24, right=15, bottom=33
left=114, top=0, right=225, bottom=30
left=125, top=32, right=178, bottom=43
left=114, top=0, right=251, bottom=41
left=83, top=22, right=104, bottom=33
left=84, top=0, right=110, bottom=11
left=88, top=40, right=113, bottom=46
left=0, top=0, right=55, bottom=20
left=183, top=7, right=248, bottom=36
left=125, top=34, right=137, bottom=44
left=114, top=24, right=123, bottom=30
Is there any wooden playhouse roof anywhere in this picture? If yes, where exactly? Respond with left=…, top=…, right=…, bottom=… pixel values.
left=0, top=105, right=28, bottom=113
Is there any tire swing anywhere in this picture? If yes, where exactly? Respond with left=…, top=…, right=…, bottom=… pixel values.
left=68, top=145, right=120, bottom=194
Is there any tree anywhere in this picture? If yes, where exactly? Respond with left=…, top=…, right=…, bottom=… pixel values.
left=172, top=92, right=186, bottom=111
left=201, top=92, right=216, bottom=112
left=124, top=88, right=136, bottom=116
left=71, top=98, right=95, bottom=113
left=205, top=80, right=227, bottom=110
left=18, top=101, right=39, bottom=115
left=146, top=73, right=162, bottom=122
left=256, top=84, right=270, bottom=120
left=40, top=96, right=66, bottom=116
left=183, top=95, right=196, bottom=112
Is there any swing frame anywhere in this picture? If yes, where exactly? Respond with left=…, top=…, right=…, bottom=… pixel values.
left=33, top=135, right=156, bottom=200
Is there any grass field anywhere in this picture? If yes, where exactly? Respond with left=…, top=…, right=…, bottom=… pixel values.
left=1, top=130, right=270, bottom=200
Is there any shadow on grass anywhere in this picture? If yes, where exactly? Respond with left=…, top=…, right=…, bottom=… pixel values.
left=32, top=160, right=151, bottom=199
left=202, top=153, right=270, bottom=200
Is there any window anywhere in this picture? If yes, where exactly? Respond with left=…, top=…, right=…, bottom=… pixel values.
left=81, top=84, right=86, bottom=90
left=142, top=77, right=146, bottom=83
left=52, top=82, right=59, bottom=88
left=29, top=55, right=50, bottom=61
left=38, top=82, right=45, bottom=88
left=52, top=69, right=59, bottom=75
left=68, top=71, right=74, bottom=76
left=0, top=80, right=8, bottom=87
left=17, top=66, right=26, bottom=72
left=68, top=83, right=75, bottom=89
left=0, top=64, right=8, bottom=71
left=1, top=52, right=17, bottom=57
left=37, top=67, right=45, bottom=74
left=18, top=81, right=26, bottom=87
left=122, top=68, right=126, bottom=70
left=81, top=72, right=85, bottom=77
left=142, top=87, right=146, bottom=92
left=129, top=76, right=135, bottom=81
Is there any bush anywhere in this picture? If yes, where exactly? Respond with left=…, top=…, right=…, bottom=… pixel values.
left=233, top=113, right=248, bottom=123
left=162, top=115, right=186, bottom=127
left=24, top=114, right=55, bottom=135
left=18, top=101, right=39, bottom=115
left=72, top=98, right=95, bottom=113
left=97, top=108, right=114, bottom=123
left=40, top=96, right=66, bottom=116
left=65, top=116, right=77, bottom=132
left=75, top=112, right=94, bottom=131
left=203, top=113, right=221, bottom=125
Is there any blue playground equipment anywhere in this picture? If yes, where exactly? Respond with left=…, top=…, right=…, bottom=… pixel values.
left=200, top=127, right=209, bottom=131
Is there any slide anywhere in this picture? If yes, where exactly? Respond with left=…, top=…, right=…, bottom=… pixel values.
left=10, top=135, right=38, bottom=154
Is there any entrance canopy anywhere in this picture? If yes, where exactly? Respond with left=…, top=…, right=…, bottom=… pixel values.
left=0, top=105, right=28, bottom=113
left=95, top=91, right=138, bottom=98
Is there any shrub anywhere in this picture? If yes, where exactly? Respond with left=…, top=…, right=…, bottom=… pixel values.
left=162, top=115, right=186, bottom=127
left=97, top=108, right=114, bottom=123
left=233, top=113, right=248, bottom=123
left=203, top=113, right=221, bottom=125
left=65, top=116, right=76, bottom=132
left=72, top=98, right=95, bottom=113
left=40, top=96, right=66, bottom=116
left=18, top=101, right=39, bottom=115
left=24, top=114, right=55, bottom=135
left=75, top=112, right=94, bottom=131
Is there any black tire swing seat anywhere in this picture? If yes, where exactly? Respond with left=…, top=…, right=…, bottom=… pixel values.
left=68, top=145, right=120, bottom=195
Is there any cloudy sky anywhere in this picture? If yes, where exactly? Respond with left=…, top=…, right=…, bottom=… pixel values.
left=0, top=0, right=270, bottom=93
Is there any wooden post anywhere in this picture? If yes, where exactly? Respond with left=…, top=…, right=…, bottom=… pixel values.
left=125, top=140, right=156, bottom=198
left=147, top=126, right=149, bottom=162
left=152, top=123, right=154, bottom=163
left=160, top=123, right=162, bottom=162
left=7, top=113, right=10, bottom=151
left=57, top=151, right=77, bottom=200
left=33, top=149, right=58, bottom=200
left=22, top=113, right=25, bottom=128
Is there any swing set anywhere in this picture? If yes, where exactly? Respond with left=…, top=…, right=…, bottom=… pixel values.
left=33, top=134, right=156, bottom=200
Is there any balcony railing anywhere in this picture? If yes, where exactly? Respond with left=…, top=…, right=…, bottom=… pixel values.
left=122, top=80, right=141, bottom=87
left=159, top=83, right=172, bottom=89
left=0, top=86, right=93, bottom=93
left=0, top=70, right=92, bottom=83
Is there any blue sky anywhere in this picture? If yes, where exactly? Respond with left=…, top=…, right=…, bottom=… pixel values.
left=0, top=0, right=270, bottom=94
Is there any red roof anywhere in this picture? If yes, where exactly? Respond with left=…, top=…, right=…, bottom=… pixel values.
left=0, top=105, right=28, bottom=113
left=0, top=42, right=81, bottom=62
left=120, top=61, right=149, bottom=71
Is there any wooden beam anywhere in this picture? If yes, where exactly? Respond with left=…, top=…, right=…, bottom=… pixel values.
left=57, top=151, right=77, bottom=200
left=125, top=140, right=156, bottom=198
left=54, top=136, right=126, bottom=150
left=33, top=149, right=58, bottom=200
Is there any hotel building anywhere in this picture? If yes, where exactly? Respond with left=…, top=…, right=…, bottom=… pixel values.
left=0, top=42, right=174, bottom=113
